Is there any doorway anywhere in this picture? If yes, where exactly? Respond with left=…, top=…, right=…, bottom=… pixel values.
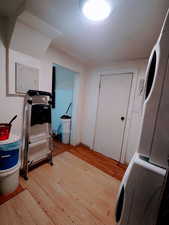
left=52, top=64, right=76, bottom=144
left=94, top=74, right=133, bottom=161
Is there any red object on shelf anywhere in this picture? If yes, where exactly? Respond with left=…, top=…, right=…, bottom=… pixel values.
left=0, top=124, right=11, bottom=141
left=0, top=115, right=17, bottom=141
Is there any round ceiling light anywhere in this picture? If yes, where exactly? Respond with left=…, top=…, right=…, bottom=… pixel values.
left=81, top=0, right=112, bottom=22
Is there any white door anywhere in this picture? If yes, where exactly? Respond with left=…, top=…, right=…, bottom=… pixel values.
left=94, top=74, right=133, bottom=161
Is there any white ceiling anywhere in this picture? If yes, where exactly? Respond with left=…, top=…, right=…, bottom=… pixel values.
left=1, top=0, right=169, bottom=66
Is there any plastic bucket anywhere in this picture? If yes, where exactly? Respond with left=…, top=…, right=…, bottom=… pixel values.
left=60, top=119, right=71, bottom=144
left=62, top=133, right=70, bottom=144
left=0, top=115, right=17, bottom=141
left=0, top=124, right=11, bottom=141
left=0, top=136, right=21, bottom=170
left=0, top=162, right=20, bottom=195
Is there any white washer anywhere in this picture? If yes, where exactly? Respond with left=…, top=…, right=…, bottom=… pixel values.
left=115, top=153, right=166, bottom=225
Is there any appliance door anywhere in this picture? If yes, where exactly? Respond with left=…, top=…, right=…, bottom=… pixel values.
left=115, top=154, right=166, bottom=225
left=115, top=154, right=137, bottom=225
left=138, top=45, right=161, bottom=158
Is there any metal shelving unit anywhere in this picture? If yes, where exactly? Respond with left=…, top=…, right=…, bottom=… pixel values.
left=21, top=90, right=53, bottom=180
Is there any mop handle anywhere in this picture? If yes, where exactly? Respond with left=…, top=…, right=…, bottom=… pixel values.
left=65, top=103, right=72, bottom=114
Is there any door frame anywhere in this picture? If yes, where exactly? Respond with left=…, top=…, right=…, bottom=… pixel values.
left=52, top=64, right=81, bottom=146
left=70, top=72, right=81, bottom=145
left=93, top=72, right=135, bottom=163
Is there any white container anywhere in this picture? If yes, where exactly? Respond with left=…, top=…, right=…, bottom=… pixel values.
left=0, top=162, right=20, bottom=195
left=60, top=119, right=71, bottom=144
left=62, top=133, right=70, bottom=144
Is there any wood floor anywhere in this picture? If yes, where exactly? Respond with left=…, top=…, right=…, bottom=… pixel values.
left=0, top=185, right=24, bottom=206
left=0, top=152, right=121, bottom=225
left=0, top=190, right=54, bottom=225
left=53, top=142, right=127, bottom=181
left=0, top=142, right=127, bottom=225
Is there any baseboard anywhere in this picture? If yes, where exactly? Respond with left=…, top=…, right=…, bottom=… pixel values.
left=76, top=142, right=93, bottom=150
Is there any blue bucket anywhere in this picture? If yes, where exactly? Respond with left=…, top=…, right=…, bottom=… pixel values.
left=0, top=140, right=21, bottom=170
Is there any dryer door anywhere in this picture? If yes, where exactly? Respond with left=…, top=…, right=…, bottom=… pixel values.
left=138, top=46, right=161, bottom=158
left=145, top=51, right=157, bottom=100
left=115, top=185, right=125, bottom=223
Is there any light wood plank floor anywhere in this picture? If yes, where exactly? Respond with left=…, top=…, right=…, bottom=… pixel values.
left=53, top=142, right=127, bottom=181
left=0, top=190, right=54, bottom=225
left=0, top=152, right=120, bottom=225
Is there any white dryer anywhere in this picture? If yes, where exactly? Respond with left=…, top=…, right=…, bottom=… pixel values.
left=138, top=9, right=169, bottom=168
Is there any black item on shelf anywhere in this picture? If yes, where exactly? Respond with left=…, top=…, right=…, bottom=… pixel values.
left=27, top=90, right=52, bottom=98
left=31, top=104, right=51, bottom=126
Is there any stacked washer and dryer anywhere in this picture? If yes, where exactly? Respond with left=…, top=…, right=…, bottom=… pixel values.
left=115, top=9, right=169, bottom=225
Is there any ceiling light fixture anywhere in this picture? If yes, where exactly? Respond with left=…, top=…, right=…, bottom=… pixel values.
left=80, top=0, right=112, bottom=22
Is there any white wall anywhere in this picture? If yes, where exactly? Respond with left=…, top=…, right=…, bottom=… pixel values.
left=0, top=40, right=86, bottom=144
left=81, top=60, right=148, bottom=163
left=0, top=41, right=24, bottom=136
